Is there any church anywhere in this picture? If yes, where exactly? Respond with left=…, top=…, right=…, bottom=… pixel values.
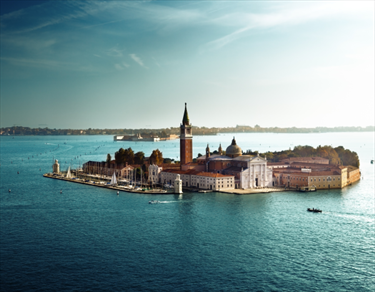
left=150, top=103, right=273, bottom=190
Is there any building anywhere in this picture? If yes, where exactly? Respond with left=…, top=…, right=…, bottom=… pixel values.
left=83, top=161, right=134, bottom=179
left=271, top=162, right=360, bottom=189
left=160, top=169, right=235, bottom=191
left=180, top=103, right=193, bottom=167
left=154, top=104, right=272, bottom=191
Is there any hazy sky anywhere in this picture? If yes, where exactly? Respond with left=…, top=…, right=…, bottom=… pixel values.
left=1, top=0, right=374, bottom=129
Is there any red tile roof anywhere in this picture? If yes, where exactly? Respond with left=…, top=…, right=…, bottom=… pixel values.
left=195, top=172, right=233, bottom=178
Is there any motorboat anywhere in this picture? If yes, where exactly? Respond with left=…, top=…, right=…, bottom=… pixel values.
left=307, top=208, right=322, bottom=213
left=149, top=200, right=160, bottom=204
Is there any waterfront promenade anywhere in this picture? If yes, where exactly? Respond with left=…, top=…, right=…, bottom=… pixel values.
left=43, top=172, right=290, bottom=195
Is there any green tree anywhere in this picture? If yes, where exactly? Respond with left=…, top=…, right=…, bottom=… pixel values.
left=134, top=151, right=145, bottom=164
left=106, top=153, right=111, bottom=167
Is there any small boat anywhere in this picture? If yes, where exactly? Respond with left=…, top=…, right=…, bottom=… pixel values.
left=117, top=191, right=119, bottom=195
left=149, top=200, right=160, bottom=204
left=307, top=208, right=322, bottom=213
left=371, top=160, right=374, bottom=164
left=299, top=186, right=317, bottom=192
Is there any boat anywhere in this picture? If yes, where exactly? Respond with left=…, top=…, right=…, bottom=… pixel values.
left=109, top=172, right=117, bottom=186
left=371, top=160, right=373, bottom=164
left=149, top=200, right=160, bottom=204
left=307, top=208, right=322, bottom=213
left=299, top=186, right=317, bottom=192
left=66, top=166, right=72, bottom=178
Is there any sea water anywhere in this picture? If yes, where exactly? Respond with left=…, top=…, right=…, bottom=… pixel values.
left=0, top=133, right=374, bottom=291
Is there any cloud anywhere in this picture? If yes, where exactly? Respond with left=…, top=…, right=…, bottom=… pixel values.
left=114, top=63, right=130, bottom=70
left=114, top=64, right=123, bottom=70
left=201, top=2, right=373, bottom=52
left=130, top=54, right=148, bottom=69
left=1, top=57, right=98, bottom=72
left=152, top=57, right=161, bottom=68
left=1, top=1, right=118, bottom=34
left=107, top=46, right=124, bottom=58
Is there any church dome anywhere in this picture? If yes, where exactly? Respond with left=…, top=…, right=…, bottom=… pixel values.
left=226, top=137, right=242, bottom=158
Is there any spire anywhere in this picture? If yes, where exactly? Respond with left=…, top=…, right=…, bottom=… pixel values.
left=182, top=102, right=190, bottom=125
left=231, top=137, right=236, bottom=145
left=206, top=144, right=210, bottom=151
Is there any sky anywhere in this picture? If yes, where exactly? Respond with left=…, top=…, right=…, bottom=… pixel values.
left=1, top=0, right=374, bottom=129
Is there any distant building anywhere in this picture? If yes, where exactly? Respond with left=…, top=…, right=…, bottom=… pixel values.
left=270, top=162, right=360, bottom=189
left=83, top=161, right=134, bottom=179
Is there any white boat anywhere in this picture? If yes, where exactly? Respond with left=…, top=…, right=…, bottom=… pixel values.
left=66, top=166, right=72, bottom=178
left=109, top=172, right=117, bottom=185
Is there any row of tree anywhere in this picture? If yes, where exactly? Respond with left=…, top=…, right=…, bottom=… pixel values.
left=252, top=145, right=359, bottom=167
left=112, top=147, right=164, bottom=166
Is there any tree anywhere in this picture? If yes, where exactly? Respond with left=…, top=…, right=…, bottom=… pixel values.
left=150, top=149, right=163, bottom=165
left=114, top=147, right=134, bottom=165
left=106, top=153, right=111, bottom=167
left=134, top=151, right=145, bottom=164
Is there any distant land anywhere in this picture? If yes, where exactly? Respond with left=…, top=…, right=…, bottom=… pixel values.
left=1, top=125, right=374, bottom=136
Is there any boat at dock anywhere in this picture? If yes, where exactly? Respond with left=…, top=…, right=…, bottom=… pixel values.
left=299, top=186, right=317, bottom=192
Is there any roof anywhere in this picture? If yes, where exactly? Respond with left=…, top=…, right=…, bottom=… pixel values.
left=226, top=137, right=242, bottom=155
left=233, top=155, right=253, bottom=161
left=197, top=154, right=231, bottom=161
left=182, top=103, right=190, bottom=125
left=273, top=168, right=341, bottom=176
left=162, top=169, right=200, bottom=175
left=195, top=172, right=234, bottom=178
left=223, top=166, right=246, bottom=172
left=281, top=157, right=329, bottom=163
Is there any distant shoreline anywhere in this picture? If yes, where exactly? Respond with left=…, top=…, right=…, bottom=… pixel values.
left=1, top=130, right=374, bottom=137
left=2, top=124, right=375, bottom=136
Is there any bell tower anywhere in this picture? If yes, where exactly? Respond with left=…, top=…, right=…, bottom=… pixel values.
left=180, top=103, right=193, bottom=168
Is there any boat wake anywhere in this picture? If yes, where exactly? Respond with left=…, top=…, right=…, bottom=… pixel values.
left=323, top=211, right=374, bottom=224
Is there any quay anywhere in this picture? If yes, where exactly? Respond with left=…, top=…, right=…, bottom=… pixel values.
left=43, top=173, right=174, bottom=195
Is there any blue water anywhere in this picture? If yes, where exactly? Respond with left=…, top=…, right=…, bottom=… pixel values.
left=1, top=133, right=374, bottom=291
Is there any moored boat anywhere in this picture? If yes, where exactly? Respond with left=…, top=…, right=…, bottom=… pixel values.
left=299, top=186, right=317, bottom=192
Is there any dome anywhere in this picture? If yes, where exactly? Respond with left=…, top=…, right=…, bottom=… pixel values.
left=226, top=137, right=242, bottom=158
